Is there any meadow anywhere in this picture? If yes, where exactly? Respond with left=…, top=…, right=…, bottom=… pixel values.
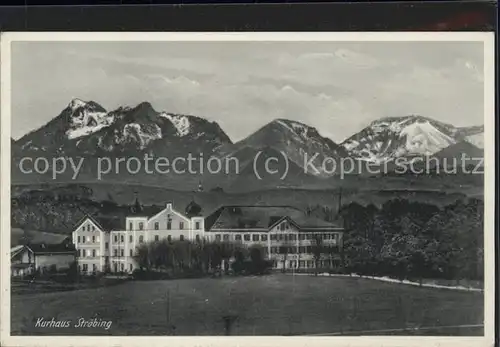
left=11, top=274, right=483, bottom=336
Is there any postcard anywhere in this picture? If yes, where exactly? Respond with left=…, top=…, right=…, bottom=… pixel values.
left=0, top=32, right=495, bottom=347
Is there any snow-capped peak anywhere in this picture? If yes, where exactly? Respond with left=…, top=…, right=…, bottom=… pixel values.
left=68, top=98, right=87, bottom=111
left=464, top=132, right=484, bottom=149
left=398, top=120, right=455, bottom=156
left=66, top=100, right=112, bottom=140
left=342, top=115, right=458, bottom=163
left=160, top=113, right=191, bottom=137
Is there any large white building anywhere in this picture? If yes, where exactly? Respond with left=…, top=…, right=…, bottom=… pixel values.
left=205, top=205, right=344, bottom=270
left=72, top=201, right=205, bottom=274
left=72, top=201, right=344, bottom=274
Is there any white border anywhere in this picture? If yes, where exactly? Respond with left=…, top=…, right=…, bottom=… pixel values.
left=0, top=32, right=495, bottom=347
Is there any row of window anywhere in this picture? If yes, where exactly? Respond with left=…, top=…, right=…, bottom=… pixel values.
left=215, top=233, right=267, bottom=242
left=79, top=263, right=97, bottom=272
left=78, top=263, right=134, bottom=273
left=112, top=249, right=133, bottom=257
left=78, top=248, right=137, bottom=258
left=269, top=246, right=340, bottom=254
left=127, top=221, right=201, bottom=231
left=77, top=235, right=100, bottom=244
left=81, top=225, right=97, bottom=232
left=212, top=233, right=340, bottom=242
left=112, top=234, right=197, bottom=244
left=78, top=249, right=100, bottom=257
left=273, top=259, right=341, bottom=268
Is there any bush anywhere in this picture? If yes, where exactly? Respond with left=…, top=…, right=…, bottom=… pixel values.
left=132, top=269, right=171, bottom=281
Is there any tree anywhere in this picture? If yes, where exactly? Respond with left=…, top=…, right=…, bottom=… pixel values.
left=311, top=234, right=324, bottom=275
left=278, top=242, right=293, bottom=273
left=134, top=243, right=151, bottom=271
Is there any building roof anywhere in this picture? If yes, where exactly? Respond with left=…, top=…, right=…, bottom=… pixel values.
left=27, top=243, right=76, bottom=254
left=185, top=200, right=202, bottom=218
left=127, top=205, right=165, bottom=218
left=72, top=214, right=124, bottom=232
left=12, top=263, right=34, bottom=269
left=205, top=205, right=343, bottom=232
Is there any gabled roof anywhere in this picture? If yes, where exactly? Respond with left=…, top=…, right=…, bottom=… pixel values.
left=27, top=243, right=76, bottom=254
left=72, top=214, right=124, bottom=232
left=205, top=205, right=343, bottom=231
left=127, top=205, right=165, bottom=218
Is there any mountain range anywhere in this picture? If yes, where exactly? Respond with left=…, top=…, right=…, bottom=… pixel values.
left=12, top=99, right=484, bottom=190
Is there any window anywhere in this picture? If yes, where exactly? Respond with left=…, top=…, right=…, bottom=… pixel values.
left=167, top=219, right=172, bottom=230
left=129, top=264, right=133, bottom=271
left=195, top=222, right=200, bottom=230
left=82, top=264, right=88, bottom=272
left=120, top=263, right=124, bottom=271
left=113, top=249, right=117, bottom=256
left=78, top=249, right=81, bottom=257
left=129, top=222, right=133, bottom=231
left=180, top=235, right=185, bottom=241
left=244, top=234, right=250, bottom=241
left=92, top=264, right=97, bottom=272
left=114, top=235, right=118, bottom=243
left=270, top=234, right=277, bottom=240
left=92, top=235, right=96, bottom=243
left=92, top=226, right=96, bottom=231
left=261, top=234, right=268, bottom=241
left=289, top=234, right=296, bottom=241
left=120, top=249, right=124, bottom=257
left=154, top=222, right=159, bottom=230
left=195, top=235, right=201, bottom=242
left=167, top=235, right=172, bottom=242
left=139, top=222, right=144, bottom=231
left=82, top=226, right=86, bottom=232
left=299, top=260, right=305, bottom=268
left=179, top=222, right=184, bottom=230
left=82, top=236, right=86, bottom=244
left=92, top=249, right=96, bottom=257
left=299, top=246, right=305, bottom=254
left=215, top=234, right=221, bottom=241
left=223, top=234, right=230, bottom=241
left=129, top=235, right=133, bottom=243
left=105, top=242, right=109, bottom=250
left=82, top=249, right=87, bottom=257
left=120, top=235, right=124, bottom=243
left=299, top=234, right=305, bottom=240
left=139, top=236, right=144, bottom=243
left=271, top=247, right=278, bottom=253
left=235, top=234, right=242, bottom=241
left=252, top=234, right=259, bottom=241
left=155, top=235, right=159, bottom=242
left=129, top=249, right=133, bottom=257
left=77, top=236, right=81, bottom=243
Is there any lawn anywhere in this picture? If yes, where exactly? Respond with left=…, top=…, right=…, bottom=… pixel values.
left=11, top=274, right=483, bottom=336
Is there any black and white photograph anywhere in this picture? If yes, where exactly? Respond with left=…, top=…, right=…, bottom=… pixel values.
left=0, top=32, right=495, bottom=346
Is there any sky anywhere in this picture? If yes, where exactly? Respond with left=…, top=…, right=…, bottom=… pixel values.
left=11, top=41, right=484, bottom=143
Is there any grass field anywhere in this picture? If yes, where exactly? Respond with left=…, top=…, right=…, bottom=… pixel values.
left=11, top=275, right=483, bottom=336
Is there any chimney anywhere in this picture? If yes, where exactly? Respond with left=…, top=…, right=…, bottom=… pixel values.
left=166, top=202, right=173, bottom=209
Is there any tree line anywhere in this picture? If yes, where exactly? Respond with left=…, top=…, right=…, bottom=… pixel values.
left=338, top=198, right=484, bottom=281
left=133, top=239, right=272, bottom=278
